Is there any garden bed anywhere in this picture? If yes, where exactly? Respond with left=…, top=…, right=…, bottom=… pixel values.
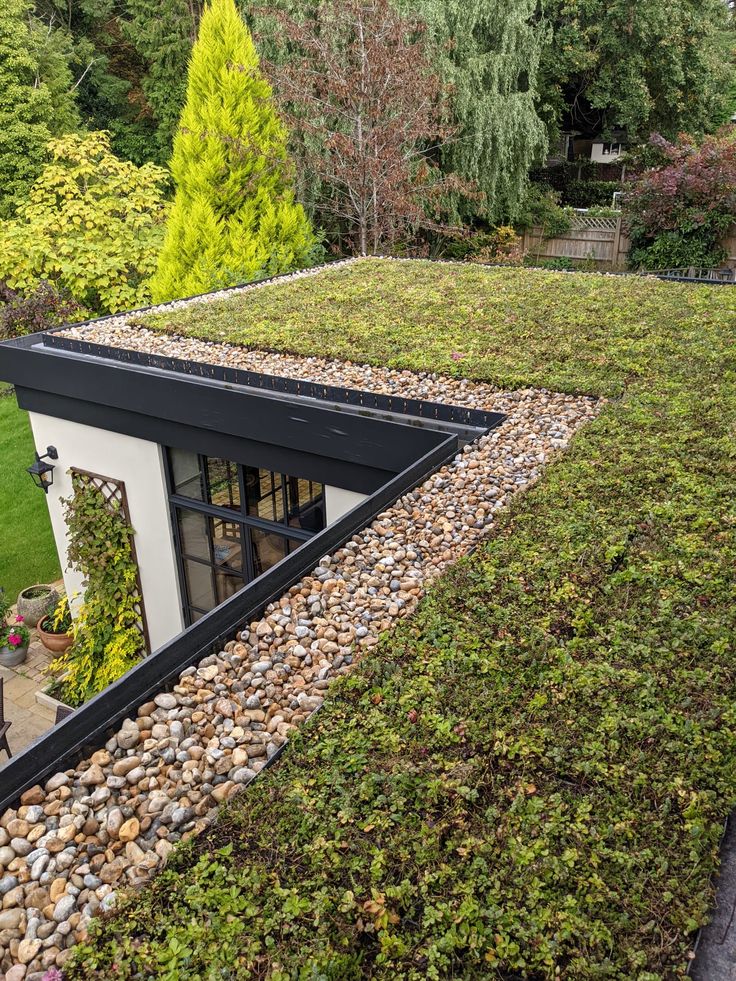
left=26, top=260, right=736, bottom=976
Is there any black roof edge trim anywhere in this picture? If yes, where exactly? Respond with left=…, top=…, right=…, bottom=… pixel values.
left=42, top=332, right=501, bottom=435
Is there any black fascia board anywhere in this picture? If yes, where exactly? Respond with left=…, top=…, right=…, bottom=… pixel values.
left=0, top=337, right=457, bottom=483
left=15, top=387, right=392, bottom=495
left=43, top=331, right=505, bottom=435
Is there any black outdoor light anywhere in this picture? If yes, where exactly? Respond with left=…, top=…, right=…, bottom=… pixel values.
left=27, top=446, right=58, bottom=493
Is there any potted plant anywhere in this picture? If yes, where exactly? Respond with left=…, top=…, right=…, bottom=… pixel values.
left=17, top=584, right=59, bottom=627
left=0, top=613, right=30, bottom=667
left=37, top=596, right=74, bottom=654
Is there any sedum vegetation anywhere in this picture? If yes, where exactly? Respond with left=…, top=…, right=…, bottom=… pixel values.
left=73, top=261, right=736, bottom=978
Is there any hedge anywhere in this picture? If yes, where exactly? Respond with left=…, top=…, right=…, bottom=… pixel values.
left=72, top=261, right=736, bottom=979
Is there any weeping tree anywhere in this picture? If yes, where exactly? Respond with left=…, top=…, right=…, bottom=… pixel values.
left=408, top=0, right=549, bottom=223
left=151, top=0, right=316, bottom=302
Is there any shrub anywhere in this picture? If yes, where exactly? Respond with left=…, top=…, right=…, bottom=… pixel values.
left=0, top=280, right=82, bottom=339
left=625, top=131, right=736, bottom=270
left=0, top=132, right=169, bottom=314
left=565, top=179, right=622, bottom=209
left=527, top=255, right=575, bottom=271
left=468, top=226, right=526, bottom=266
left=516, top=184, right=573, bottom=238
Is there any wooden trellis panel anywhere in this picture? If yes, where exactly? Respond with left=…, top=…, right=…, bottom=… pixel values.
left=69, top=468, right=151, bottom=654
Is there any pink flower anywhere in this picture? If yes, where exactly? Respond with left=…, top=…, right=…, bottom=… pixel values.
left=7, top=633, right=22, bottom=647
left=451, top=352, right=465, bottom=361
left=14, top=614, right=24, bottom=622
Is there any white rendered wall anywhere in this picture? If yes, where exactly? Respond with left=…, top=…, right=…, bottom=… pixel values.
left=590, top=142, right=623, bottom=164
left=325, top=485, right=368, bottom=524
left=27, top=413, right=184, bottom=651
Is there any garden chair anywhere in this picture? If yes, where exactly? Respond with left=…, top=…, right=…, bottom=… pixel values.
left=0, top=678, right=12, bottom=759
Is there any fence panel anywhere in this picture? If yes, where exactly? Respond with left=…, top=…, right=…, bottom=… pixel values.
left=521, top=221, right=630, bottom=268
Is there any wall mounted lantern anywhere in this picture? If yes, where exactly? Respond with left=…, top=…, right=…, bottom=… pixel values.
left=27, top=446, right=58, bottom=493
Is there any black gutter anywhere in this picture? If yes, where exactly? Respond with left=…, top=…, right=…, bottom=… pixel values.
left=0, top=432, right=468, bottom=812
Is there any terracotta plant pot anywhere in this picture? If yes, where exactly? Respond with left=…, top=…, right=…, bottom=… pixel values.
left=37, top=617, right=74, bottom=654
left=16, top=584, right=59, bottom=628
left=0, top=644, right=28, bottom=668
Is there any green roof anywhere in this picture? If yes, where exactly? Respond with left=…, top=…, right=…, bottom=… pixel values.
left=137, top=257, right=736, bottom=398
left=73, top=263, right=736, bottom=980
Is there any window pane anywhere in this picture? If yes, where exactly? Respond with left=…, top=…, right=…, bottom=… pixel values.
left=211, top=519, right=243, bottom=575
left=286, top=478, right=325, bottom=533
left=170, top=449, right=204, bottom=500
left=243, top=466, right=284, bottom=522
left=215, top=570, right=244, bottom=605
left=183, top=559, right=216, bottom=612
left=206, top=457, right=240, bottom=511
left=250, top=528, right=287, bottom=577
left=177, top=508, right=211, bottom=562
left=250, top=529, right=305, bottom=577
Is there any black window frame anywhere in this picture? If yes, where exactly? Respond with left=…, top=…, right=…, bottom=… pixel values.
left=165, top=448, right=325, bottom=626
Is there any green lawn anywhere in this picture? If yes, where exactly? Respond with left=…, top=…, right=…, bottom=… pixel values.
left=0, top=388, right=60, bottom=602
left=73, top=262, right=736, bottom=980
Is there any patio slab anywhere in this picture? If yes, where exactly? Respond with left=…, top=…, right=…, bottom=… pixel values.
left=1, top=585, right=64, bottom=758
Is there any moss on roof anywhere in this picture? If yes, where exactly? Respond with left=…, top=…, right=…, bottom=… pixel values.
left=73, top=264, right=736, bottom=979
left=137, top=257, right=736, bottom=398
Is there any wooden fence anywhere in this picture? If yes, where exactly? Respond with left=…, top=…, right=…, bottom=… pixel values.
left=520, top=216, right=630, bottom=269
left=521, top=218, right=736, bottom=273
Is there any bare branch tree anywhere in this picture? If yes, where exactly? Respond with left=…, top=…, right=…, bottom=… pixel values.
left=263, top=0, right=468, bottom=255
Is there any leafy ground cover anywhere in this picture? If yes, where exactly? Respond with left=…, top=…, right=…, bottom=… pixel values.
left=136, top=258, right=726, bottom=399
left=0, top=387, right=60, bottom=601
left=73, top=263, right=736, bottom=979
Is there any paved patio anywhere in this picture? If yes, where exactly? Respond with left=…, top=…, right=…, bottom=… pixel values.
left=1, top=588, right=64, bottom=761
left=1, top=636, right=56, bottom=759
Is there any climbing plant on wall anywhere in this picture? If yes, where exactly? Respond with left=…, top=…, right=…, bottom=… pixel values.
left=50, top=474, right=145, bottom=705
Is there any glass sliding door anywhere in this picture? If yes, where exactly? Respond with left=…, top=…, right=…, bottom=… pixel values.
left=166, top=448, right=325, bottom=625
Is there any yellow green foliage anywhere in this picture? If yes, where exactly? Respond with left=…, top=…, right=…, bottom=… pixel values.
left=0, top=131, right=169, bottom=314
left=50, top=476, right=145, bottom=705
left=150, top=0, right=315, bottom=302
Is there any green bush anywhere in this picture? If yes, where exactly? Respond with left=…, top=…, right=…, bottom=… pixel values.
left=516, top=184, right=574, bottom=238
left=565, top=179, right=621, bottom=208
left=526, top=255, right=575, bottom=270
left=630, top=232, right=727, bottom=271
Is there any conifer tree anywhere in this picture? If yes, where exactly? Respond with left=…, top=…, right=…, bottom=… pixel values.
left=0, top=0, right=55, bottom=217
left=151, top=0, right=315, bottom=302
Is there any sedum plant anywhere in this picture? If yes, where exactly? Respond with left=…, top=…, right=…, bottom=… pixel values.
left=150, top=0, right=316, bottom=302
